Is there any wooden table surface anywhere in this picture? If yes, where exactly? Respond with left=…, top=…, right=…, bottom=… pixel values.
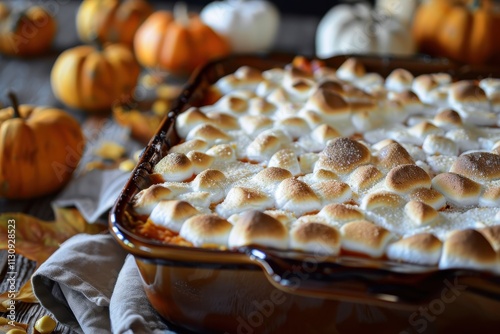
left=0, top=1, right=320, bottom=333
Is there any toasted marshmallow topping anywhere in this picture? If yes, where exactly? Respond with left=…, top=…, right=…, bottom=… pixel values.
left=248, top=96, right=277, bottom=115
left=276, top=117, right=310, bottom=139
left=206, top=144, right=236, bottom=162
left=305, top=89, right=351, bottom=122
left=316, top=138, right=371, bottom=175
left=361, top=191, right=405, bottom=211
left=154, top=153, right=194, bottom=182
left=149, top=200, right=199, bottom=232
left=348, top=165, right=384, bottom=193
left=210, top=94, right=249, bottom=114
left=376, top=142, right=414, bottom=171
left=387, top=233, right=442, bottom=266
left=448, top=80, right=488, bottom=107
left=433, top=108, right=463, bottom=130
left=479, top=186, right=500, bottom=207
left=240, top=115, right=273, bottom=136
left=439, top=229, right=497, bottom=271
left=385, top=68, right=414, bottom=92
left=253, top=167, right=292, bottom=185
left=409, top=188, right=447, bottom=210
left=290, top=221, right=341, bottom=255
left=169, top=139, right=209, bottom=154
left=275, top=178, right=322, bottom=216
left=336, top=58, right=366, bottom=82
left=228, top=210, right=288, bottom=249
left=206, top=112, right=239, bottom=131
left=385, top=164, right=431, bottom=194
left=180, top=214, right=233, bottom=247
left=479, top=225, right=500, bottom=251
left=246, top=132, right=286, bottom=162
left=186, top=124, right=231, bottom=145
left=312, top=180, right=352, bottom=205
left=431, top=172, right=482, bottom=207
left=450, top=152, right=500, bottom=182
left=268, top=149, right=301, bottom=176
left=318, top=203, right=364, bottom=225
left=186, top=151, right=214, bottom=173
left=408, top=121, right=444, bottom=140
left=422, top=135, right=459, bottom=156
left=137, top=57, right=500, bottom=270
left=340, top=220, right=395, bottom=258
left=192, top=169, right=227, bottom=202
left=216, top=187, right=273, bottom=218
left=133, top=184, right=173, bottom=215
left=317, top=80, right=344, bottom=94
left=404, top=200, right=440, bottom=226
left=175, top=107, right=210, bottom=138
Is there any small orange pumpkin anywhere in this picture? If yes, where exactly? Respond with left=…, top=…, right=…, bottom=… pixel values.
left=0, top=94, right=84, bottom=199
left=76, top=0, right=153, bottom=48
left=412, top=0, right=500, bottom=64
left=0, top=2, right=56, bottom=57
left=134, top=3, right=231, bottom=75
left=50, top=44, right=141, bottom=112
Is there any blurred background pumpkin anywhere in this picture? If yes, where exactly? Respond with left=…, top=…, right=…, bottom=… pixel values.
left=0, top=2, right=57, bottom=57
left=134, top=2, right=231, bottom=75
left=76, top=0, right=153, bottom=48
left=0, top=93, right=84, bottom=199
left=412, top=0, right=500, bottom=64
left=50, top=43, right=140, bottom=113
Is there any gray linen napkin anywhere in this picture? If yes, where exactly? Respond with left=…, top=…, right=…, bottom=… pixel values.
left=32, top=234, right=172, bottom=334
left=52, top=120, right=144, bottom=223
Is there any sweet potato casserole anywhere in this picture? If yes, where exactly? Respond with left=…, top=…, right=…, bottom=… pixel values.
left=130, top=57, right=500, bottom=273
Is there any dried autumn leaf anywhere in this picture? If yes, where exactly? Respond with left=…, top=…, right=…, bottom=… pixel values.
left=0, top=208, right=107, bottom=305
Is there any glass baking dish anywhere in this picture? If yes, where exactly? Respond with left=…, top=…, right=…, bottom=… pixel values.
left=109, top=54, right=500, bottom=333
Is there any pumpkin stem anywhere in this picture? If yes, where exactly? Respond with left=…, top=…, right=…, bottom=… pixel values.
left=8, top=92, right=21, bottom=119
left=173, top=2, right=190, bottom=27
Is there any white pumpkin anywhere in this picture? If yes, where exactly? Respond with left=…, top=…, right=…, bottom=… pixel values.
left=316, top=2, right=415, bottom=59
left=200, top=0, right=280, bottom=53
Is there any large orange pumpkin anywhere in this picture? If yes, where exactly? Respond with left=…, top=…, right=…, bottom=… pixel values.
left=0, top=94, right=84, bottom=199
left=50, top=44, right=141, bottom=112
left=134, top=3, right=231, bottom=75
left=0, top=2, right=56, bottom=57
left=412, top=0, right=500, bottom=64
left=76, top=0, right=153, bottom=48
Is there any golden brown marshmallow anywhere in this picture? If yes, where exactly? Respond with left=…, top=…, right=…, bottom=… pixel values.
left=386, top=233, right=442, bottom=266
left=340, top=220, right=395, bottom=258
left=316, top=137, right=371, bottom=175
left=228, top=210, right=288, bottom=249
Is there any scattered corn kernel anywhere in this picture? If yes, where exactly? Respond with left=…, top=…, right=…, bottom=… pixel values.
left=141, top=73, right=164, bottom=88
left=84, top=161, right=107, bottom=172
left=152, top=99, right=169, bottom=116
left=6, top=329, right=26, bottom=334
left=94, top=141, right=126, bottom=161
left=119, top=159, right=136, bottom=172
left=156, top=84, right=182, bottom=99
left=34, top=315, right=57, bottom=334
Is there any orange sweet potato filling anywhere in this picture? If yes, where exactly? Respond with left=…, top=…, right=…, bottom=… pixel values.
left=136, top=220, right=193, bottom=246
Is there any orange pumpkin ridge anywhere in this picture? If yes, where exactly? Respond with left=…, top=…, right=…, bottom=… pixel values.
left=51, top=44, right=141, bottom=112
left=0, top=3, right=56, bottom=57
left=133, top=3, right=230, bottom=75
left=0, top=94, right=84, bottom=199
